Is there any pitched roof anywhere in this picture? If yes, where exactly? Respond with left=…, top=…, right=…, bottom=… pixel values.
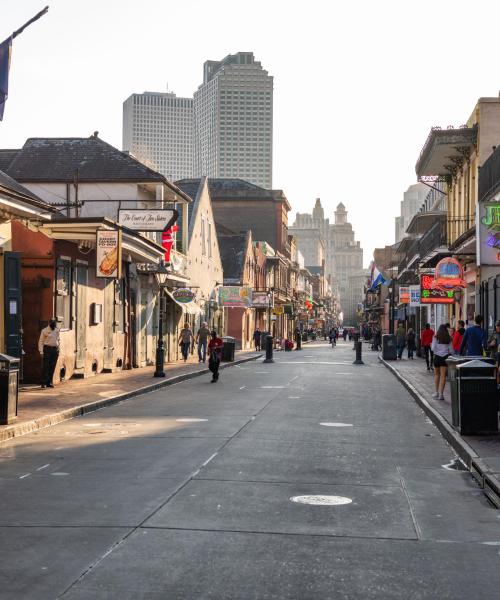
left=0, top=150, right=19, bottom=172
left=217, top=233, right=248, bottom=282
left=206, top=178, right=291, bottom=210
left=0, top=169, right=58, bottom=213
left=175, top=178, right=202, bottom=230
left=215, top=221, right=237, bottom=236
left=5, top=135, right=167, bottom=184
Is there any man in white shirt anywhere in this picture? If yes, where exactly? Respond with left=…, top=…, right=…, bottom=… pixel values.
left=38, top=319, right=60, bottom=388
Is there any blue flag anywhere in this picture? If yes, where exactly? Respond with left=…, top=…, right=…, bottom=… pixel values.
left=0, top=37, right=12, bottom=121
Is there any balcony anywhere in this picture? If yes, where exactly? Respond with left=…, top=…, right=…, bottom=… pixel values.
left=416, top=126, right=477, bottom=178
left=419, top=218, right=449, bottom=267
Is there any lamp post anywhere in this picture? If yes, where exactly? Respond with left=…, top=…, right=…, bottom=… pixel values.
left=154, top=261, right=169, bottom=378
left=388, top=286, right=395, bottom=334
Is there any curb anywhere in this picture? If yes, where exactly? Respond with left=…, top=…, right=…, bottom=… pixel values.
left=0, top=354, right=262, bottom=444
left=379, top=355, right=500, bottom=509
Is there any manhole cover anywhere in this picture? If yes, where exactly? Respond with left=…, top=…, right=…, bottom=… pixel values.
left=319, top=422, right=353, bottom=427
left=290, top=495, right=352, bottom=506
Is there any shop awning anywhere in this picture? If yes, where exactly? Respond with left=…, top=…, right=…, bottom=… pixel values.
left=164, top=290, right=202, bottom=315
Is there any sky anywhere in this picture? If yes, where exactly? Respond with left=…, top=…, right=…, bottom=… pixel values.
left=1, top=0, right=500, bottom=267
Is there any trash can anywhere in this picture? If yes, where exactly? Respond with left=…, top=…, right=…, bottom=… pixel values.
left=221, top=336, right=235, bottom=362
left=446, top=355, right=496, bottom=427
left=382, top=334, right=397, bottom=360
left=0, top=353, right=20, bottom=425
left=453, top=359, right=498, bottom=435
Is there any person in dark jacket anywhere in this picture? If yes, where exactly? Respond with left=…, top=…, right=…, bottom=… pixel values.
left=460, top=315, right=487, bottom=356
left=406, top=328, right=416, bottom=359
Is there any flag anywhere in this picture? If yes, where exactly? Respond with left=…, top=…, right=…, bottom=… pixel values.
left=369, top=265, right=389, bottom=292
left=0, top=37, right=12, bottom=121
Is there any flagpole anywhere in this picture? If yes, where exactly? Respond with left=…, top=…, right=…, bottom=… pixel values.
left=11, top=6, right=49, bottom=40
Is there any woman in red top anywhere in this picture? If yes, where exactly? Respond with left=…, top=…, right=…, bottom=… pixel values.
left=452, top=320, right=465, bottom=355
left=421, top=323, right=435, bottom=371
left=208, top=331, right=223, bottom=382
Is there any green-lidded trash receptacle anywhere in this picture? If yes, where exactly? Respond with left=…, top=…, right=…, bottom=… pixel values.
left=0, top=354, right=20, bottom=425
left=222, top=336, right=235, bottom=362
left=453, top=359, right=498, bottom=435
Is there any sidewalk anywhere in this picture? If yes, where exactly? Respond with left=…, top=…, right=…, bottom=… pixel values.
left=380, top=354, right=500, bottom=508
left=1, top=351, right=261, bottom=443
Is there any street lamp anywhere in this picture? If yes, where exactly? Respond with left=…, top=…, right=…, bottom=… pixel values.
left=154, top=261, right=169, bottom=378
left=388, top=286, right=395, bottom=334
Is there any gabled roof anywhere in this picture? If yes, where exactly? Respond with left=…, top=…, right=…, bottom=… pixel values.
left=0, top=169, right=58, bottom=214
left=175, top=178, right=202, bottom=230
left=204, top=178, right=291, bottom=211
left=0, top=150, right=19, bottom=172
left=217, top=233, right=249, bottom=283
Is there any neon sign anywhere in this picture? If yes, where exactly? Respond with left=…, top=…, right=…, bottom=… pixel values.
left=420, top=274, right=454, bottom=304
left=430, top=258, right=466, bottom=291
left=481, top=204, right=500, bottom=230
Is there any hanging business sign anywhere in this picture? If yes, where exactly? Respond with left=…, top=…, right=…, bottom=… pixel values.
left=420, top=274, right=454, bottom=304
left=118, top=209, right=178, bottom=232
left=409, top=285, right=421, bottom=307
left=252, top=291, right=270, bottom=308
left=479, top=202, right=500, bottom=265
left=430, top=257, right=466, bottom=291
left=272, top=305, right=284, bottom=315
left=399, top=286, right=410, bottom=304
left=172, top=288, right=195, bottom=303
left=219, top=286, right=252, bottom=308
left=96, top=230, right=121, bottom=278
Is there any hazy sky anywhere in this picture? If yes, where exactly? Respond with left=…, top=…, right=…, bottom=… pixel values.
left=2, top=0, right=500, bottom=266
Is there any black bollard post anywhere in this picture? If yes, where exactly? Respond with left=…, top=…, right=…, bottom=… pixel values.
left=295, top=330, right=302, bottom=351
left=353, top=340, right=364, bottom=365
left=263, top=334, right=274, bottom=363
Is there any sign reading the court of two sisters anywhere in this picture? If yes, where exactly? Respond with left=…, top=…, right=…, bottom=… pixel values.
left=118, top=209, right=178, bottom=232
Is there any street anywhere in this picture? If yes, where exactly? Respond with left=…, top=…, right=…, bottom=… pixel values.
left=1, top=341, right=500, bottom=599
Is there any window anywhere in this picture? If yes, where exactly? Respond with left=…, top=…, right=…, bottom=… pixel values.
left=114, top=279, right=125, bottom=332
left=55, top=258, right=72, bottom=329
left=208, top=222, right=212, bottom=258
left=201, top=217, right=206, bottom=256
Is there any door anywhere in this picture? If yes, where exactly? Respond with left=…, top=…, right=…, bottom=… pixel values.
left=139, top=289, right=147, bottom=364
left=75, top=262, right=88, bottom=369
left=4, top=252, right=22, bottom=358
left=103, top=279, right=114, bottom=370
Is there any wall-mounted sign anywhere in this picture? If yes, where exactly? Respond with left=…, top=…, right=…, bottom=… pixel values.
left=420, top=274, right=454, bottom=304
left=219, top=286, right=252, bottom=308
left=118, top=209, right=178, bottom=232
left=479, top=202, right=500, bottom=265
left=252, top=291, right=270, bottom=308
left=409, top=285, right=421, bottom=307
left=96, top=230, right=121, bottom=278
left=430, top=257, right=466, bottom=291
left=272, top=305, right=284, bottom=316
left=399, top=286, right=410, bottom=304
left=172, top=288, right=195, bottom=303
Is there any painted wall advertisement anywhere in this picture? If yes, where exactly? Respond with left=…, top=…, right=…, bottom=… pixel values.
left=219, top=286, right=252, bottom=308
left=252, top=291, right=270, bottom=308
left=96, top=230, right=121, bottom=278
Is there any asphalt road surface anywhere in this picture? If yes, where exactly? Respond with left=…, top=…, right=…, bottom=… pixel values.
left=1, top=341, right=500, bottom=599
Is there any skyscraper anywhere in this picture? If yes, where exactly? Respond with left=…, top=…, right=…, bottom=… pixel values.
left=193, top=52, right=273, bottom=189
left=122, top=92, right=194, bottom=181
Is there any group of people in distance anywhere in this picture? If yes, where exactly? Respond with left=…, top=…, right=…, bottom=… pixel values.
left=178, top=322, right=223, bottom=383
left=397, top=315, right=500, bottom=401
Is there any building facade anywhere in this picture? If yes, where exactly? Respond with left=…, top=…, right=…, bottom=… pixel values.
left=193, top=52, right=273, bottom=188
left=395, top=183, right=429, bottom=243
left=122, top=92, right=194, bottom=181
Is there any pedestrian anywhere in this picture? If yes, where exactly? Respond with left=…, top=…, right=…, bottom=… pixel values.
left=196, top=321, right=210, bottom=363
left=178, top=322, right=194, bottom=362
left=452, top=320, right=465, bottom=355
left=208, top=330, right=223, bottom=382
left=253, top=328, right=261, bottom=351
left=460, top=315, right=487, bottom=356
left=396, top=321, right=406, bottom=359
left=486, top=320, right=500, bottom=359
left=343, top=329, right=347, bottom=341
left=421, top=323, right=435, bottom=371
left=431, top=324, right=453, bottom=400
left=38, top=318, right=60, bottom=389
left=406, top=327, right=416, bottom=359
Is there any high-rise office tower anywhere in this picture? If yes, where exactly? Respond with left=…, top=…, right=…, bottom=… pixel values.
left=122, top=92, right=194, bottom=181
left=193, top=52, right=273, bottom=189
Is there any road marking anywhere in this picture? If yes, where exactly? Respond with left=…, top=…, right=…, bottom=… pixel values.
left=276, top=361, right=354, bottom=366
left=36, top=464, right=50, bottom=471
left=176, top=418, right=208, bottom=423
left=291, top=495, right=352, bottom=506
left=334, top=372, right=352, bottom=375
left=202, top=452, right=218, bottom=467
left=239, top=386, right=246, bottom=390
left=319, top=422, right=353, bottom=427
left=288, top=376, right=298, bottom=384
left=255, top=371, right=270, bottom=374
left=289, top=396, right=300, bottom=399
left=19, top=473, right=31, bottom=479
left=260, top=386, right=285, bottom=389
left=51, top=472, right=69, bottom=476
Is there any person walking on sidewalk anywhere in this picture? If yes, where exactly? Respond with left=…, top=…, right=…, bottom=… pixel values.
left=421, top=323, right=435, bottom=371
left=38, top=319, right=60, bottom=389
left=452, top=320, right=465, bottom=355
left=396, top=322, right=406, bottom=359
left=460, top=315, right=487, bottom=356
left=208, top=330, right=223, bottom=382
left=431, top=324, right=453, bottom=400
left=196, top=322, right=210, bottom=363
left=406, top=328, right=416, bottom=359
left=253, top=328, right=262, bottom=351
left=178, top=323, right=194, bottom=362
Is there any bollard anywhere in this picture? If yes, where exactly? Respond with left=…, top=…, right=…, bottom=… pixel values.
left=353, top=340, right=364, bottom=365
left=263, top=334, right=274, bottom=363
left=295, top=331, right=302, bottom=351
